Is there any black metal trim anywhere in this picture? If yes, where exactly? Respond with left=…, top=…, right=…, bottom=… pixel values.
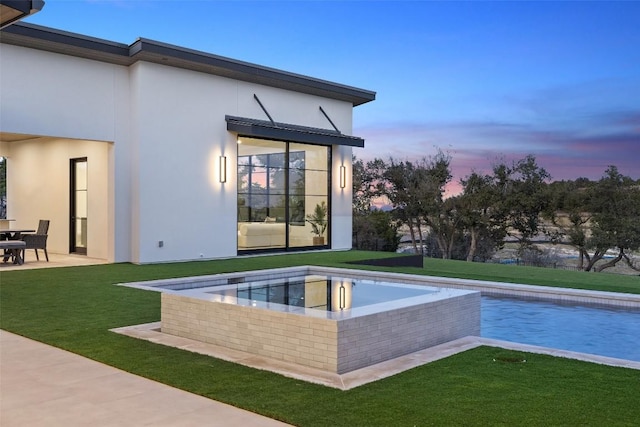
left=319, top=106, right=341, bottom=134
left=238, top=244, right=329, bottom=256
left=0, top=22, right=130, bottom=59
left=226, top=115, right=365, bottom=148
left=253, top=94, right=275, bottom=125
left=69, top=157, right=87, bottom=255
left=1, top=23, right=376, bottom=106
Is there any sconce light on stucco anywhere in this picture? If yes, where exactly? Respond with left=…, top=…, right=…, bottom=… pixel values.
left=219, top=156, right=227, bottom=183
left=339, top=165, right=346, bottom=189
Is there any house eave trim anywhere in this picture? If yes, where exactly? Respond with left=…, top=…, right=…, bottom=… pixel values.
left=1, top=23, right=376, bottom=106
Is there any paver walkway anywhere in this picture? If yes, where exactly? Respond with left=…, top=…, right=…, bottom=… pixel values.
left=0, top=330, right=290, bottom=426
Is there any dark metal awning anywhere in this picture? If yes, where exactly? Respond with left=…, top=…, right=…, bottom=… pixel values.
left=225, top=115, right=365, bottom=148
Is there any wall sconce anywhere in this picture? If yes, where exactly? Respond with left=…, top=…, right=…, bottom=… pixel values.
left=219, top=155, right=227, bottom=183
left=331, top=279, right=352, bottom=311
left=339, top=283, right=346, bottom=311
left=339, top=165, right=346, bottom=189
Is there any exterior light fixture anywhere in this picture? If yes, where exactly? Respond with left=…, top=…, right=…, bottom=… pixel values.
left=219, top=155, right=227, bottom=183
left=339, top=283, right=346, bottom=310
left=339, top=165, right=346, bottom=189
left=331, top=279, right=352, bottom=311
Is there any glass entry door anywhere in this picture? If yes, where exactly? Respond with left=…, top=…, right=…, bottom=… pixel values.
left=70, top=158, right=87, bottom=254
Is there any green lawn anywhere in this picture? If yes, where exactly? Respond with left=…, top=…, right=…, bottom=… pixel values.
left=420, top=256, right=640, bottom=294
left=1, top=251, right=639, bottom=426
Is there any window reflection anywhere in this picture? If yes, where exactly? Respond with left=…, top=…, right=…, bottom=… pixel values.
left=237, top=138, right=329, bottom=251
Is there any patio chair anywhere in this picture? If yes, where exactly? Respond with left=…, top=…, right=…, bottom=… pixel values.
left=22, top=220, right=50, bottom=262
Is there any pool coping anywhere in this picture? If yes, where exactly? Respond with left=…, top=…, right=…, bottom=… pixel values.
left=155, top=274, right=477, bottom=321
left=311, top=266, right=640, bottom=308
left=118, top=265, right=640, bottom=309
left=111, top=322, right=640, bottom=391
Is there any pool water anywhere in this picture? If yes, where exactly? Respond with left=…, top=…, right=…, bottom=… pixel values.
left=482, top=296, right=640, bottom=362
left=207, top=275, right=438, bottom=311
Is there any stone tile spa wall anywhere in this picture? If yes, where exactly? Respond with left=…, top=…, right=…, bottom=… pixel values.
left=336, top=292, right=480, bottom=373
left=161, top=291, right=480, bottom=374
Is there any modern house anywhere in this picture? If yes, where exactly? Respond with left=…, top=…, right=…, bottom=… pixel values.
left=0, top=23, right=375, bottom=264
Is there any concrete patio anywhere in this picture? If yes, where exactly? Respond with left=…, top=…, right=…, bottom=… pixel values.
left=0, top=252, right=109, bottom=271
left=0, top=330, right=291, bottom=427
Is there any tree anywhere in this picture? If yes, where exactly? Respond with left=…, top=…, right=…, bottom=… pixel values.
left=381, top=151, right=451, bottom=256
left=352, top=210, right=401, bottom=252
left=382, top=159, right=428, bottom=254
left=414, top=151, right=453, bottom=258
left=352, top=156, right=400, bottom=252
left=588, top=166, right=640, bottom=272
left=544, top=178, right=596, bottom=270
left=458, top=171, right=507, bottom=261
left=429, top=196, right=462, bottom=259
left=545, top=167, right=640, bottom=272
left=486, top=155, right=550, bottom=255
left=352, top=156, right=385, bottom=215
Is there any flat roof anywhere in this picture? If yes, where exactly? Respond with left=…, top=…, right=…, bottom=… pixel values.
left=0, top=23, right=376, bottom=106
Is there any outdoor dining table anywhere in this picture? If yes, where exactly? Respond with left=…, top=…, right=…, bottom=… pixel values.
left=0, top=228, right=36, bottom=239
left=0, top=219, right=16, bottom=229
left=1, top=229, right=35, bottom=264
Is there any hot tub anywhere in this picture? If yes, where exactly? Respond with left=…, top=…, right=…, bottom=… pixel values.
left=124, top=266, right=480, bottom=374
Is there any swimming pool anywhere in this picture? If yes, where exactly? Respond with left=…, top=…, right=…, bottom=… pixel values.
left=482, top=296, right=640, bottom=362
left=124, top=267, right=480, bottom=373
left=120, top=265, right=640, bottom=372
left=221, top=276, right=640, bottom=361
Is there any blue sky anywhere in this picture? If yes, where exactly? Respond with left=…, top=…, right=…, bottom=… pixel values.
left=24, top=1, right=640, bottom=191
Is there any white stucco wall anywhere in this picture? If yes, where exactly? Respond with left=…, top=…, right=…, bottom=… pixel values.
left=1, top=41, right=359, bottom=264
left=0, top=44, right=123, bottom=142
left=332, top=145, right=354, bottom=250
left=129, top=62, right=238, bottom=263
left=131, top=62, right=356, bottom=263
left=3, top=137, right=111, bottom=259
left=0, top=43, right=130, bottom=262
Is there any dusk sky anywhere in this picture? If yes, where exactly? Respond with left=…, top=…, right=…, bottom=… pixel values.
left=24, top=1, right=640, bottom=193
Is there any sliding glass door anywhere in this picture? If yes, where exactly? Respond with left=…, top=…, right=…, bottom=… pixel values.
left=237, top=138, right=330, bottom=252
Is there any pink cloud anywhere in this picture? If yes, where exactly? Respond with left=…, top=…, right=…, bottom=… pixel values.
left=355, top=109, right=640, bottom=193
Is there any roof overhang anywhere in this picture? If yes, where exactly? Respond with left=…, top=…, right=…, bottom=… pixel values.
left=226, top=115, right=365, bottom=148
left=0, top=0, right=44, bottom=29
left=1, top=23, right=376, bottom=107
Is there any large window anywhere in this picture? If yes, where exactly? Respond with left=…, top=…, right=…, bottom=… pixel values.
left=237, top=138, right=330, bottom=251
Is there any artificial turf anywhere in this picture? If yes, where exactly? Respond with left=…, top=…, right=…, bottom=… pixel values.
left=1, top=251, right=639, bottom=426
